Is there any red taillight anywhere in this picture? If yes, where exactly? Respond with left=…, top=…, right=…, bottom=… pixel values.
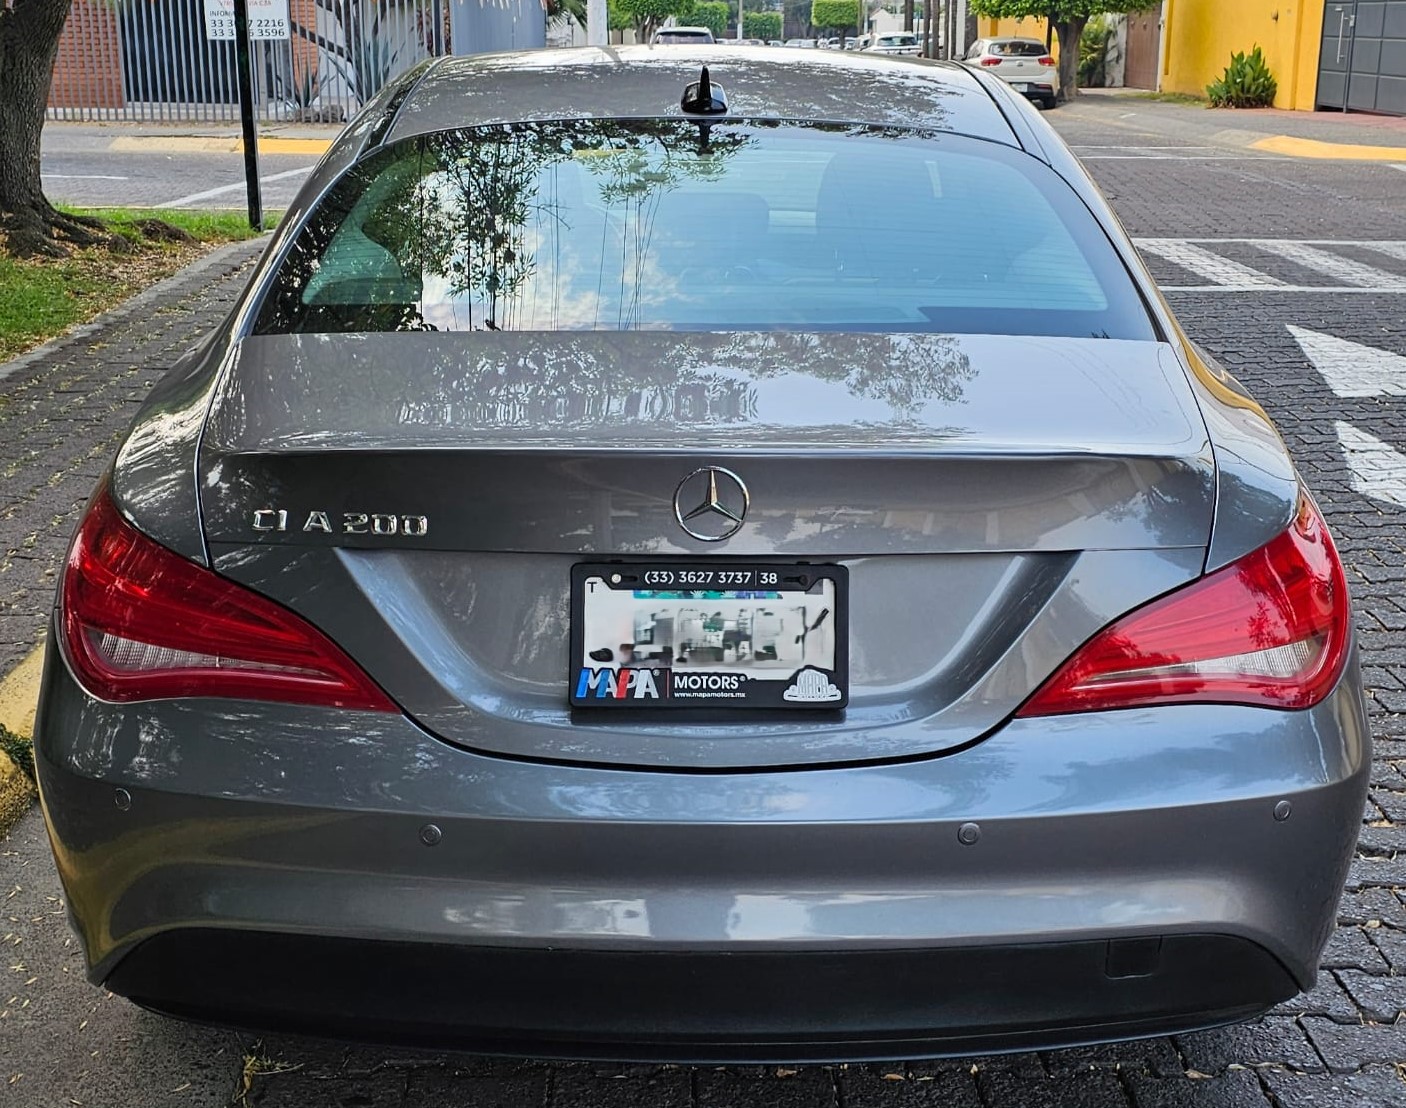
left=1038, top=55, right=1056, bottom=66
left=1018, top=495, right=1350, bottom=717
left=61, top=487, right=396, bottom=711
left=980, top=57, right=1002, bottom=66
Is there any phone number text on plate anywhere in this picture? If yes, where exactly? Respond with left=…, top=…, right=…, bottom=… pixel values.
left=641, top=570, right=778, bottom=587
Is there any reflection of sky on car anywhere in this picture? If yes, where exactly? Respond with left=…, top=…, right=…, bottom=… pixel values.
left=409, top=138, right=1105, bottom=332
left=418, top=164, right=691, bottom=332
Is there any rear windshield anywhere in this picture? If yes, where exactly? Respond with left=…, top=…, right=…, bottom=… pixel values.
left=876, top=35, right=917, bottom=46
left=991, top=40, right=1048, bottom=56
left=655, top=30, right=712, bottom=41
left=255, top=120, right=1153, bottom=339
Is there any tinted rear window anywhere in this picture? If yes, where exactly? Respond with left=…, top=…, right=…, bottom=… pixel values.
left=991, top=41, right=1048, bottom=56
left=255, top=120, right=1153, bottom=340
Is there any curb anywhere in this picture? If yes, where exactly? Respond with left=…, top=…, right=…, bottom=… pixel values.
left=0, top=646, right=44, bottom=836
left=107, top=135, right=332, bottom=156
left=1251, top=134, right=1406, bottom=161
left=0, top=235, right=269, bottom=389
left=0, top=750, right=34, bottom=835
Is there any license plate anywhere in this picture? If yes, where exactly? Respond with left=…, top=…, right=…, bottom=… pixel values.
left=1012, top=82, right=1032, bottom=91
left=570, top=563, right=848, bottom=709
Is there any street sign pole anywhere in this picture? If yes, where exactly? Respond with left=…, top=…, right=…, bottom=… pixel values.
left=231, top=0, right=262, bottom=231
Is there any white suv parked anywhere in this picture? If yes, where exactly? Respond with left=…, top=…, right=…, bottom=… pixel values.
left=652, top=26, right=715, bottom=44
left=963, top=37, right=1060, bottom=109
left=862, top=32, right=921, bottom=56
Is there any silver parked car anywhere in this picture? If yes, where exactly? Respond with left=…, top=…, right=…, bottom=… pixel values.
left=37, top=46, right=1368, bottom=1060
left=964, top=36, right=1061, bottom=109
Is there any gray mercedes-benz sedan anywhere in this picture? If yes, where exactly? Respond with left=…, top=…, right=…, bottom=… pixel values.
left=35, top=47, right=1369, bottom=1061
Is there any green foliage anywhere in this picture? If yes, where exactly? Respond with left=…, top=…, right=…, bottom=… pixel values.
left=606, top=0, right=633, bottom=30
left=616, top=0, right=695, bottom=36
left=970, top=0, right=1150, bottom=17
left=693, top=0, right=729, bottom=36
left=1077, top=15, right=1112, bottom=88
left=1206, top=45, right=1278, bottom=108
left=810, top=0, right=858, bottom=31
left=743, top=9, right=782, bottom=38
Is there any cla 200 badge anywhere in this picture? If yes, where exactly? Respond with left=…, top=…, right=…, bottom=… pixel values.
left=251, top=509, right=430, bottom=536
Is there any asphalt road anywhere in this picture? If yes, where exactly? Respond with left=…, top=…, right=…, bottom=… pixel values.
left=5, top=95, right=1406, bottom=1107
left=39, top=125, right=332, bottom=213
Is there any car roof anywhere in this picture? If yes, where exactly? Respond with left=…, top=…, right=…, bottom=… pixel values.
left=384, top=46, right=1018, bottom=147
left=986, top=37, right=1046, bottom=45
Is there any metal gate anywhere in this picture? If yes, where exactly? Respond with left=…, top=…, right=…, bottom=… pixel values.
left=48, top=0, right=448, bottom=123
left=1317, top=0, right=1406, bottom=115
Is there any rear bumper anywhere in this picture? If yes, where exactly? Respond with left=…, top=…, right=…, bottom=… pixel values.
left=1011, top=82, right=1057, bottom=101
left=112, top=930, right=1293, bottom=1061
left=35, top=639, right=1370, bottom=1058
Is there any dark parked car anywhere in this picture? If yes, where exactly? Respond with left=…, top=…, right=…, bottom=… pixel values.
left=37, top=46, right=1368, bottom=1061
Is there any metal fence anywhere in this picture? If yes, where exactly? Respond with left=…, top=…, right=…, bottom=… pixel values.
left=48, top=0, right=448, bottom=124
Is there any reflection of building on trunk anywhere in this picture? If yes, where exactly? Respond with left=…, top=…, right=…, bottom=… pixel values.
left=583, top=582, right=834, bottom=674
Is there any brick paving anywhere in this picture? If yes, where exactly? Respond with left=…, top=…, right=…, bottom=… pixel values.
left=4, top=110, right=1406, bottom=1106
left=0, top=240, right=266, bottom=678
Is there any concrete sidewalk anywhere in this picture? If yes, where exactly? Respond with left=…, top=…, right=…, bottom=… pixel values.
left=1071, top=89, right=1406, bottom=159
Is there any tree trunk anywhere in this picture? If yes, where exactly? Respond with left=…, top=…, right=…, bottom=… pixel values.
left=1052, top=16, right=1087, bottom=104
left=902, top=0, right=913, bottom=33
left=0, top=0, right=120, bottom=256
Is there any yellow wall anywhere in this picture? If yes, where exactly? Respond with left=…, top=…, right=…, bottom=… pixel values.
left=982, top=3, right=1326, bottom=110
left=1161, top=0, right=1324, bottom=110
left=977, top=16, right=1055, bottom=57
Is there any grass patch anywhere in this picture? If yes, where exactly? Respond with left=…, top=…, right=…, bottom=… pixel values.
left=0, top=208, right=266, bottom=364
left=1128, top=91, right=1208, bottom=106
left=0, top=724, right=32, bottom=780
left=67, top=206, right=264, bottom=245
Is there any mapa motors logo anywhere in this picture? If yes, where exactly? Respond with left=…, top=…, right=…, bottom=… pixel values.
left=575, top=667, right=665, bottom=700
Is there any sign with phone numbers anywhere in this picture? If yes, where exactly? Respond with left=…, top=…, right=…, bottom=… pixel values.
left=204, top=0, right=290, bottom=40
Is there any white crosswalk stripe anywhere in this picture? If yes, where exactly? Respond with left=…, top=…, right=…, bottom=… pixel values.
left=1136, top=239, right=1286, bottom=288
left=1133, top=238, right=1406, bottom=293
left=1364, top=242, right=1406, bottom=265
left=1336, top=421, right=1406, bottom=509
left=1253, top=240, right=1406, bottom=289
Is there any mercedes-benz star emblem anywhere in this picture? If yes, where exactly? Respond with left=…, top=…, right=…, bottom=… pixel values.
left=673, top=466, right=749, bottom=542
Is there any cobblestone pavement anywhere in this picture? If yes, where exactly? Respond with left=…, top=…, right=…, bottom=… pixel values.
left=4, top=110, right=1406, bottom=1107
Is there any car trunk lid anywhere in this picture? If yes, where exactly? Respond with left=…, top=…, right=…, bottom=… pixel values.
left=197, top=330, right=1214, bottom=768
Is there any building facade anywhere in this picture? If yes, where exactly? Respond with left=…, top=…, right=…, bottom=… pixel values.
left=978, top=1, right=1406, bottom=115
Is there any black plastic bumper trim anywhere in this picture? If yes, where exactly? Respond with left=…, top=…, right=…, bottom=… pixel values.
left=108, top=930, right=1298, bottom=1062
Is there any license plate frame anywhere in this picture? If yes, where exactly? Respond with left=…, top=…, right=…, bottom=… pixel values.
left=570, top=563, right=848, bottom=710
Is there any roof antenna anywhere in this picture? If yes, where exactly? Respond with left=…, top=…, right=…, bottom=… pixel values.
left=681, top=66, right=728, bottom=115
